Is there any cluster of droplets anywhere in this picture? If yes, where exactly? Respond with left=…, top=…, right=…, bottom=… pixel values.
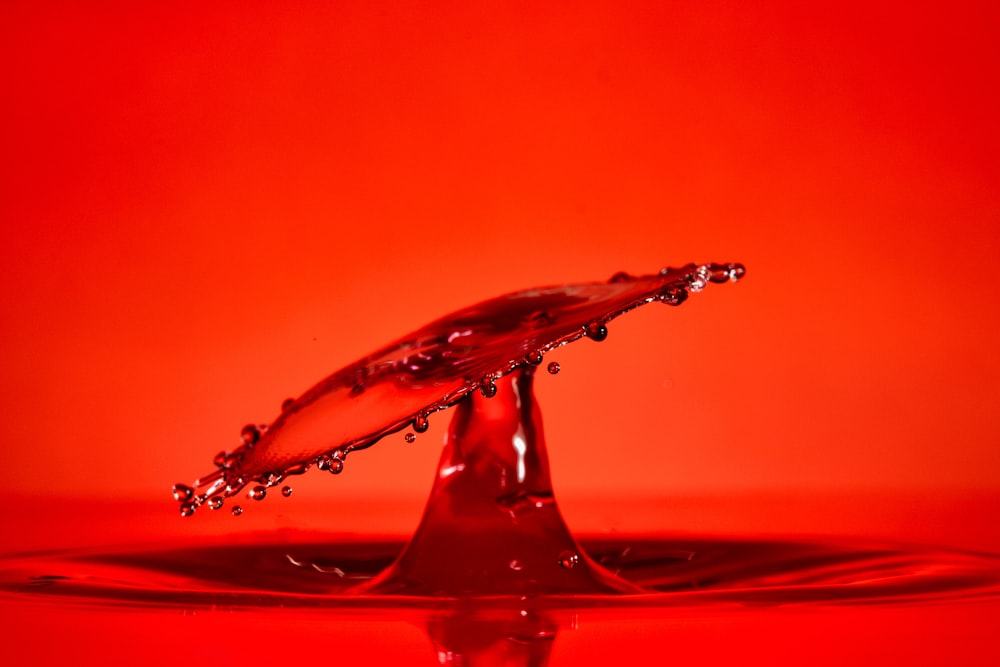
left=173, top=262, right=743, bottom=517
left=172, top=411, right=312, bottom=517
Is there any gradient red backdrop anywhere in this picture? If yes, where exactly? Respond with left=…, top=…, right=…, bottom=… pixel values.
left=1, top=1, right=998, bottom=664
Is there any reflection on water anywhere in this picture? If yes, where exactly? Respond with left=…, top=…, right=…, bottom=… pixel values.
left=5, top=535, right=1000, bottom=607
left=3, top=534, right=999, bottom=665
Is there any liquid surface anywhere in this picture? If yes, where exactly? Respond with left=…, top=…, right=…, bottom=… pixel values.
left=4, top=535, right=998, bottom=608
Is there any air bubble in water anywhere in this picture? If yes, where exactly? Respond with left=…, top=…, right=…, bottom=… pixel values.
left=231, top=505, right=243, bottom=516
left=522, top=310, right=554, bottom=327
left=208, top=497, right=224, bottom=510
left=404, top=433, right=416, bottom=443
left=585, top=320, right=608, bottom=342
left=558, top=551, right=579, bottom=569
left=547, top=361, right=561, bottom=375
left=281, top=485, right=293, bottom=497
left=172, top=483, right=193, bottom=503
left=249, top=485, right=267, bottom=500
left=240, top=424, right=260, bottom=445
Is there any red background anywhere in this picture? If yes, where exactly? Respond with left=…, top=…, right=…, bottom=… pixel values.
left=2, top=1, right=999, bottom=664
left=3, top=0, right=998, bottom=512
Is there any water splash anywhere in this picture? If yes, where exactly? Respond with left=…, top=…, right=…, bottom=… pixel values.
left=174, top=262, right=744, bottom=517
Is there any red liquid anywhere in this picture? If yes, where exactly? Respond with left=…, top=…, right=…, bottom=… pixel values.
left=4, top=263, right=1000, bottom=666
left=173, top=262, right=742, bottom=517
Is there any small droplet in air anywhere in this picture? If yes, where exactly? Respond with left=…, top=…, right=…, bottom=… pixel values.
left=480, top=377, right=498, bottom=398
left=231, top=505, right=243, bottom=516
left=413, top=414, right=430, bottom=433
left=608, top=271, right=634, bottom=283
left=281, top=398, right=295, bottom=412
left=525, top=350, right=543, bottom=366
left=558, top=551, right=580, bottom=569
left=208, top=497, right=224, bottom=510
left=213, top=451, right=229, bottom=468
left=658, top=286, right=688, bottom=306
left=729, top=263, right=746, bottom=282
left=687, top=265, right=711, bottom=292
left=172, top=484, right=193, bottom=503
left=179, top=503, right=195, bottom=517
left=585, top=320, right=608, bottom=342
left=249, top=485, right=267, bottom=500
left=240, top=424, right=261, bottom=445
left=404, top=433, right=416, bottom=443
left=547, top=361, right=561, bottom=375
left=329, top=459, right=344, bottom=474
left=281, top=485, right=293, bottom=497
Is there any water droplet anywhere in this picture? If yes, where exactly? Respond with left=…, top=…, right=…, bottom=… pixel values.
left=547, top=361, right=561, bottom=375
left=281, top=485, right=293, bottom=497
left=208, top=497, right=224, bottom=510
left=349, top=383, right=365, bottom=397
left=231, top=505, right=243, bottom=516
left=479, top=377, right=498, bottom=398
left=558, top=551, right=579, bottom=569
left=525, top=350, right=543, bottom=366
left=585, top=320, right=608, bottom=342
left=729, top=263, right=746, bottom=282
left=224, top=477, right=245, bottom=497
left=509, top=560, right=524, bottom=571
left=172, top=483, right=193, bottom=503
left=322, top=450, right=345, bottom=475
left=413, top=414, right=429, bottom=433
left=240, top=424, right=260, bottom=445
left=687, top=265, right=711, bottom=292
left=264, top=472, right=283, bottom=486
left=179, top=503, right=196, bottom=517
left=658, top=286, right=688, bottom=306
left=404, top=433, right=416, bottom=443
left=213, top=451, right=228, bottom=468
left=284, top=462, right=310, bottom=476
left=281, top=398, right=295, bottom=412
left=249, top=485, right=267, bottom=501
left=609, top=271, right=634, bottom=283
